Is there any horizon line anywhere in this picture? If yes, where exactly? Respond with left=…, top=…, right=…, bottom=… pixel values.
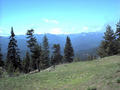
left=0, top=31, right=104, bottom=37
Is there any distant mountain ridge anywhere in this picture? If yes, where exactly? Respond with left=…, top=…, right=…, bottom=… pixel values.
left=0, top=32, right=104, bottom=60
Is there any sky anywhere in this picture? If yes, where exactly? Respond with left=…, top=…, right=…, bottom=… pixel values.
left=0, top=0, right=120, bottom=36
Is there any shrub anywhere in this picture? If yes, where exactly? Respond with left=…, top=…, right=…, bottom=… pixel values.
left=117, top=78, right=120, bottom=83
left=0, top=68, right=3, bottom=78
left=87, top=87, right=97, bottom=90
left=0, top=67, right=9, bottom=78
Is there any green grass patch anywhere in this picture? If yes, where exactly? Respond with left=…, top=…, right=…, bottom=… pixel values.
left=0, top=55, right=120, bottom=90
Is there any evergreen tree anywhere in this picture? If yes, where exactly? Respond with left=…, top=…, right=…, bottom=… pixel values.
left=23, top=51, right=31, bottom=73
left=0, top=45, right=4, bottom=67
left=26, top=29, right=37, bottom=52
left=98, top=25, right=117, bottom=57
left=97, top=41, right=108, bottom=58
left=6, top=27, right=21, bottom=73
left=116, top=20, right=120, bottom=53
left=31, top=44, right=42, bottom=72
left=116, top=20, right=120, bottom=40
left=26, top=29, right=37, bottom=70
left=51, top=44, right=62, bottom=66
left=16, top=48, right=22, bottom=72
left=64, top=36, right=74, bottom=63
left=42, top=35, right=50, bottom=69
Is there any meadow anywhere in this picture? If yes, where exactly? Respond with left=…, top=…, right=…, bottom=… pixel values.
left=0, top=55, right=120, bottom=90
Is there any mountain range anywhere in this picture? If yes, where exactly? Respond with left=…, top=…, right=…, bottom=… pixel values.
left=0, top=32, right=104, bottom=60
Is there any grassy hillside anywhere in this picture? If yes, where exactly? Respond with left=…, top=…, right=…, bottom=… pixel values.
left=0, top=55, right=120, bottom=90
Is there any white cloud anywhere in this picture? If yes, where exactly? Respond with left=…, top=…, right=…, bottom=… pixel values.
left=82, top=26, right=88, bottom=30
left=0, top=30, right=2, bottom=33
left=37, top=32, right=42, bottom=34
left=43, top=19, right=59, bottom=24
left=49, top=28, right=63, bottom=34
left=44, top=19, right=49, bottom=23
left=72, top=27, right=76, bottom=30
left=95, top=27, right=102, bottom=31
left=81, top=26, right=103, bottom=32
left=0, top=28, right=9, bottom=36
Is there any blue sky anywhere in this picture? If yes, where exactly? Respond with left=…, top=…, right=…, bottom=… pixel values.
left=0, top=0, right=120, bottom=35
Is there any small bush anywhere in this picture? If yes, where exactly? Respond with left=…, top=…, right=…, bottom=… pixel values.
left=0, top=67, right=9, bottom=78
left=8, top=68, right=21, bottom=77
left=116, top=70, right=120, bottom=73
left=0, top=68, right=3, bottom=78
left=117, top=78, right=120, bottom=83
left=87, top=87, right=97, bottom=90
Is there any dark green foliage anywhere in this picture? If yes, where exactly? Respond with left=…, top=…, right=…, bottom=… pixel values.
left=6, top=27, right=21, bottom=73
left=31, top=44, right=42, bottom=72
left=0, top=67, right=4, bottom=78
left=97, top=25, right=118, bottom=57
left=26, top=29, right=37, bottom=52
left=87, top=87, right=97, bottom=90
left=87, top=55, right=97, bottom=60
left=42, top=35, right=50, bottom=68
left=116, top=20, right=120, bottom=53
left=116, top=20, right=120, bottom=40
left=117, top=78, right=120, bottom=83
left=97, top=41, right=108, bottom=58
left=26, top=29, right=44, bottom=71
left=51, top=44, right=63, bottom=66
left=0, top=46, right=4, bottom=67
left=64, top=36, right=74, bottom=63
left=23, top=51, right=31, bottom=73
left=73, top=57, right=81, bottom=62
left=26, top=29, right=37, bottom=70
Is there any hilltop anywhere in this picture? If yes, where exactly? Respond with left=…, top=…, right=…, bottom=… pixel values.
left=0, top=55, right=120, bottom=90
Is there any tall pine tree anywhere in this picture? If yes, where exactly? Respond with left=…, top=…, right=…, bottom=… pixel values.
left=116, top=20, right=120, bottom=40
left=26, top=29, right=37, bottom=51
left=98, top=25, right=117, bottom=57
left=42, top=35, right=50, bottom=69
left=64, top=36, right=74, bottom=63
left=116, top=20, right=120, bottom=53
left=6, top=27, right=21, bottom=73
left=0, top=45, right=4, bottom=67
left=31, top=44, right=42, bottom=72
left=26, top=29, right=37, bottom=70
left=23, top=51, right=31, bottom=73
left=51, top=44, right=62, bottom=66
